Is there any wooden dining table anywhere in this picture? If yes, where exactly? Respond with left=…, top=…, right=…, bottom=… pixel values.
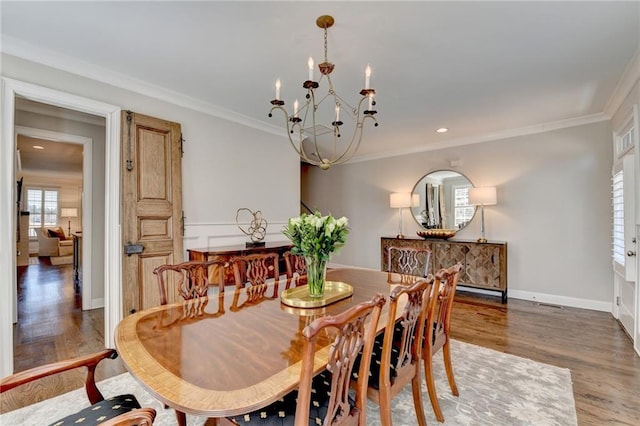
left=115, top=267, right=401, bottom=425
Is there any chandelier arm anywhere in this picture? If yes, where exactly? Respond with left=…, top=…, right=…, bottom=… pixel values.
left=326, top=95, right=374, bottom=164
left=306, top=89, right=327, bottom=164
left=269, top=105, right=321, bottom=166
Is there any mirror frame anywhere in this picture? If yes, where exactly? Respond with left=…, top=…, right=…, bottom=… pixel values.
left=410, top=169, right=477, bottom=231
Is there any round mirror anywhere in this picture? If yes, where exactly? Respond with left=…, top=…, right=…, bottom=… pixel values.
left=410, top=170, right=476, bottom=230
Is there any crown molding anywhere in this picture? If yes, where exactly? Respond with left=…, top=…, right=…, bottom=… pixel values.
left=1, top=36, right=283, bottom=137
left=604, top=49, right=640, bottom=117
left=349, top=112, right=610, bottom=164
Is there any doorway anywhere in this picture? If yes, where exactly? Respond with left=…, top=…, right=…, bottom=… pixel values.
left=15, top=120, right=94, bottom=310
left=612, top=104, right=639, bottom=356
left=0, top=78, right=121, bottom=377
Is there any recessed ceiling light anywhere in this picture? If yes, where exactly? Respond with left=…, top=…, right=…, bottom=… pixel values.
left=33, top=145, right=45, bottom=149
left=436, top=128, right=449, bottom=133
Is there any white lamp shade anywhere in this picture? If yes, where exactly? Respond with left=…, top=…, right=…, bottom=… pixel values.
left=468, top=187, right=497, bottom=206
left=61, top=208, right=78, bottom=218
left=411, top=193, right=420, bottom=207
left=390, top=193, right=413, bottom=208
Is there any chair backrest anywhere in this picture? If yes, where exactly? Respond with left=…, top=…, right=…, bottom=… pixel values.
left=379, top=276, right=434, bottom=390
left=153, top=259, right=228, bottom=305
left=387, top=246, right=432, bottom=284
left=230, top=252, right=280, bottom=289
left=295, top=293, right=386, bottom=426
left=427, top=262, right=462, bottom=352
left=283, top=250, right=307, bottom=288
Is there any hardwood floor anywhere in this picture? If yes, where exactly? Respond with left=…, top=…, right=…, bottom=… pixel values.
left=2, top=265, right=639, bottom=425
left=1, top=258, right=126, bottom=414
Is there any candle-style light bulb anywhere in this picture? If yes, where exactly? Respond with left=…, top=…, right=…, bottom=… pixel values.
left=368, top=94, right=373, bottom=110
left=294, top=99, right=299, bottom=117
left=308, top=57, right=314, bottom=81
left=365, top=65, right=371, bottom=89
left=335, top=104, right=340, bottom=121
left=275, top=79, right=281, bottom=100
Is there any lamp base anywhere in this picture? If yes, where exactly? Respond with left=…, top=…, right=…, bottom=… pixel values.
left=477, top=237, right=488, bottom=243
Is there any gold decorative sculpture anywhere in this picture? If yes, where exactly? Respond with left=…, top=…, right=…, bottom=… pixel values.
left=236, top=208, right=268, bottom=246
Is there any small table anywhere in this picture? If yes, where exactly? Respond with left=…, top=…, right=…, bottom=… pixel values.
left=187, top=241, right=293, bottom=286
left=115, top=267, right=399, bottom=424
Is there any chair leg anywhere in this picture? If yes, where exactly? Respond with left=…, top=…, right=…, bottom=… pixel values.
left=411, top=372, right=428, bottom=426
left=424, top=355, right=444, bottom=422
left=442, top=340, right=459, bottom=396
left=378, top=381, right=393, bottom=426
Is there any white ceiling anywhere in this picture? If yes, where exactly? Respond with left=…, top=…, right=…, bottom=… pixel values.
left=2, top=1, right=639, bottom=162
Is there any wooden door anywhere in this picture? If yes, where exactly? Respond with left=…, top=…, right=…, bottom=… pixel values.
left=121, top=111, right=183, bottom=314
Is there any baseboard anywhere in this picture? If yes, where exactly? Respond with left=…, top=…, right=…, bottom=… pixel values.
left=90, top=297, right=105, bottom=310
left=507, top=289, right=611, bottom=312
left=330, top=263, right=613, bottom=313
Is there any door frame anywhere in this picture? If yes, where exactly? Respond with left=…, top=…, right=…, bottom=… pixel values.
left=1, top=78, right=122, bottom=377
left=14, top=126, right=94, bottom=311
left=611, top=103, right=640, bottom=356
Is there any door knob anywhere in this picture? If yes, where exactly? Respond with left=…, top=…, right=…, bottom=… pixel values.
left=628, top=250, right=637, bottom=257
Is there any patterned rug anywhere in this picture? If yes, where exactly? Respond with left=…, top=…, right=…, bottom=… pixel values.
left=1, top=340, right=577, bottom=425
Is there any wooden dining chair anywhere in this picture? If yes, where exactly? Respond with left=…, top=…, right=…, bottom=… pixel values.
left=423, top=262, right=463, bottom=422
left=153, top=259, right=229, bottom=422
left=386, top=246, right=432, bottom=284
left=226, top=293, right=386, bottom=426
left=354, top=276, right=434, bottom=426
left=153, top=259, right=229, bottom=305
left=0, top=349, right=156, bottom=425
left=283, top=250, right=307, bottom=288
left=230, top=252, right=280, bottom=290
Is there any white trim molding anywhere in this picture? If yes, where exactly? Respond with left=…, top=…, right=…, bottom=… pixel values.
left=2, top=35, right=283, bottom=138
left=604, top=49, right=640, bottom=118
left=0, top=77, right=121, bottom=378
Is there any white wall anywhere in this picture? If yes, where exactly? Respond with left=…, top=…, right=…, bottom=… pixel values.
left=2, top=52, right=300, bottom=294
left=304, top=121, right=613, bottom=310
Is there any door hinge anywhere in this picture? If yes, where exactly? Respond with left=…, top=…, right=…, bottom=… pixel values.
left=180, top=134, right=185, bottom=158
left=126, top=110, right=134, bottom=171
left=181, top=211, right=186, bottom=236
left=616, top=296, right=621, bottom=306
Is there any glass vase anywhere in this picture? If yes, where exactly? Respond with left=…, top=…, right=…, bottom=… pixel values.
left=305, top=255, right=328, bottom=298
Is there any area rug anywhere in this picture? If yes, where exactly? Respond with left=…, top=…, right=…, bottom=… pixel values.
left=49, top=255, right=73, bottom=265
left=1, top=340, right=577, bottom=426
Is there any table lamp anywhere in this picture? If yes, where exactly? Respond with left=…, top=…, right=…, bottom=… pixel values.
left=61, top=208, right=78, bottom=236
left=468, top=187, right=497, bottom=243
left=390, top=193, right=419, bottom=238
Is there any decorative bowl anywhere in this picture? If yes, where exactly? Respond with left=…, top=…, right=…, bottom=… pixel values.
left=417, top=229, right=457, bottom=240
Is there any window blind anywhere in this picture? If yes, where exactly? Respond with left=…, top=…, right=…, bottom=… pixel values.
left=611, top=169, right=625, bottom=266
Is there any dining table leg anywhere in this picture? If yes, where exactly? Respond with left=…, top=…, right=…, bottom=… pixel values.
left=175, top=410, right=187, bottom=426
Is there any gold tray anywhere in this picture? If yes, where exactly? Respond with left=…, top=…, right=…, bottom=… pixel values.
left=281, top=281, right=353, bottom=308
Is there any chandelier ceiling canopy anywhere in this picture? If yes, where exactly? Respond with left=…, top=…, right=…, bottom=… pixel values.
left=269, top=15, right=379, bottom=170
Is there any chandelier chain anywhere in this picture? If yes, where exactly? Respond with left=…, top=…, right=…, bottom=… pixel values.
left=323, top=25, right=328, bottom=63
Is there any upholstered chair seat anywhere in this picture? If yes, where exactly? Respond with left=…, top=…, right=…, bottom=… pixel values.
left=49, top=394, right=141, bottom=426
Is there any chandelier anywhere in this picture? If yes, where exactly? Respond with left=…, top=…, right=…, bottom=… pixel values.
left=269, top=15, right=378, bottom=170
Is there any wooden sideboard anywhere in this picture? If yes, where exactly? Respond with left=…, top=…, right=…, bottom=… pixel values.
left=188, top=241, right=293, bottom=286
left=381, top=236, right=508, bottom=303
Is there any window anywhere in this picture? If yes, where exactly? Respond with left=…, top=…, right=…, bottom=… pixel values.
left=26, top=188, right=59, bottom=238
left=612, top=166, right=625, bottom=267
left=453, top=185, right=474, bottom=229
